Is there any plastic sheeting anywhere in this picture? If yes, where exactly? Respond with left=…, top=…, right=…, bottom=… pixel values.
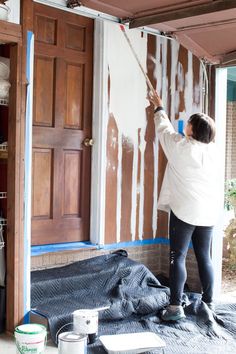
left=31, top=251, right=236, bottom=353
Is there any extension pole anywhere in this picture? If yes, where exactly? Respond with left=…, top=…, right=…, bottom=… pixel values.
left=120, top=25, right=157, bottom=96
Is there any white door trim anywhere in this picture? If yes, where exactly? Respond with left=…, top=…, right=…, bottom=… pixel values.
left=32, top=1, right=109, bottom=246
left=212, top=67, right=227, bottom=297
left=90, top=20, right=108, bottom=245
left=24, top=31, right=34, bottom=321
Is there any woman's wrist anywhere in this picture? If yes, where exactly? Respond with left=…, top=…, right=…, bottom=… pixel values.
left=154, top=106, right=164, bottom=113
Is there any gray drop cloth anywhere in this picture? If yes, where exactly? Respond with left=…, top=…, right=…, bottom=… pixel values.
left=31, top=251, right=236, bottom=353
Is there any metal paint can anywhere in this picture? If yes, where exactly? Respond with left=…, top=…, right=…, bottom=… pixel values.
left=73, top=309, right=98, bottom=343
left=58, top=332, right=87, bottom=354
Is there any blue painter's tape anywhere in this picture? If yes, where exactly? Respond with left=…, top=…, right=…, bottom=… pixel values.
left=26, top=32, right=32, bottom=81
left=178, top=120, right=184, bottom=136
left=31, top=237, right=193, bottom=256
left=31, top=241, right=94, bottom=256
left=31, top=238, right=171, bottom=256
left=100, top=238, right=192, bottom=250
left=99, top=238, right=170, bottom=250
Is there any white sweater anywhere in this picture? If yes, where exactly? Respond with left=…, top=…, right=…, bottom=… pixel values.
left=154, top=110, right=220, bottom=226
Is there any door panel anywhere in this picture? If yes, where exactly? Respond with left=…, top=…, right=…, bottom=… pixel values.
left=63, top=150, right=82, bottom=217
left=35, top=15, right=57, bottom=45
left=33, top=56, right=55, bottom=127
left=65, top=23, right=86, bottom=51
left=65, top=63, right=84, bottom=129
left=32, top=148, right=53, bottom=219
left=32, top=3, right=93, bottom=245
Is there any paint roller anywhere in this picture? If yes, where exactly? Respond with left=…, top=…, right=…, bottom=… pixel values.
left=119, top=25, right=157, bottom=98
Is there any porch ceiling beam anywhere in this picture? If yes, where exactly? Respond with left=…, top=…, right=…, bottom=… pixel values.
left=129, top=0, right=236, bottom=29
left=221, top=50, right=236, bottom=66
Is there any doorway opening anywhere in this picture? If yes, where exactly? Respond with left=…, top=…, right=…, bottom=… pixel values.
left=221, top=66, right=236, bottom=303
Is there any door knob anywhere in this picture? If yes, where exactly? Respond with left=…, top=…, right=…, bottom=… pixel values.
left=83, top=138, right=94, bottom=147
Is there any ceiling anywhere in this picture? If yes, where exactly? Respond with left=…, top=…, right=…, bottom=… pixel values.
left=74, top=0, right=236, bottom=65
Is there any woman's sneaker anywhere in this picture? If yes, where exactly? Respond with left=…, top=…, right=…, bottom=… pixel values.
left=161, top=305, right=186, bottom=322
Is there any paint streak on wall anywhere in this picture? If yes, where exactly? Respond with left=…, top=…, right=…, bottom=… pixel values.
left=105, top=22, right=202, bottom=244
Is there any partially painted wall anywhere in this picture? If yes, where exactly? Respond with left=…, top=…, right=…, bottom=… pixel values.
left=104, top=22, right=203, bottom=245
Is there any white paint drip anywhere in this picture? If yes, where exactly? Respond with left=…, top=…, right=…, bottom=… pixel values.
left=116, top=130, right=122, bottom=243
left=184, top=51, right=193, bottom=118
left=177, top=62, right=185, bottom=92
left=170, top=41, right=180, bottom=121
left=152, top=139, right=158, bottom=238
left=199, top=64, right=204, bottom=112
left=161, top=39, right=168, bottom=110
left=131, top=147, right=138, bottom=241
left=153, top=37, right=164, bottom=238
left=154, top=38, right=162, bottom=96
left=138, top=129, right=146, bottom=240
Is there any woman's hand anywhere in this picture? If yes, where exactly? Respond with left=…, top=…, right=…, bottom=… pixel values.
left=148, top=91, right=163, bottom=109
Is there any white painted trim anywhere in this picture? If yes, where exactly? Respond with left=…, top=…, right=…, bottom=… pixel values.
left=212, top=67, right=227, bottom=298
left=34, top=0, right=120, bottom=23
left=24, top=32, right=34, bottom=320
left=90, top=20, right=108, bottom=245
left=33, top=0, right=166, bottom=38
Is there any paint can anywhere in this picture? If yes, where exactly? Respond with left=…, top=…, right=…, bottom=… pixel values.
left=58, top=332, right=87, bottom=354
left=14, top=323, right=47, bottom=354
left=73, top=309, right=98, bottom=344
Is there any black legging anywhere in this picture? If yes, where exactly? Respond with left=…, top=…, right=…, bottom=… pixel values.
left=169, top=211, right=214, bottom=305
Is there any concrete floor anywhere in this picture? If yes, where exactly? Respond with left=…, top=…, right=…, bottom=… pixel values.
left=0, top=333, right=58, bottom=353
left=0, top=293, right=235, bottom=354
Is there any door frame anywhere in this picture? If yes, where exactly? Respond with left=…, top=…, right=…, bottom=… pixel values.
left=31, top=2, right=113, bottom=247
left=212, top=67, right=227, bottom=297
left=0, top=24, right=25, bottom=333
left=14, top=3, right=107, bottom=329
left=90, top=19, right=107, bottom=245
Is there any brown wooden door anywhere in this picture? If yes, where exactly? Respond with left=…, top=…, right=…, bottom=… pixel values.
left=32, top=3, right=94, bottom=245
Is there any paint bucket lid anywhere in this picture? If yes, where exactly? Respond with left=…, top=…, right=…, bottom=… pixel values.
left=100, top=332, right=166, bottom=354
left=73, top=309, right=98, bottom=316
left=15, top=324, right=46, bottom=335
left=58, top=332, right=87, bottom=342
